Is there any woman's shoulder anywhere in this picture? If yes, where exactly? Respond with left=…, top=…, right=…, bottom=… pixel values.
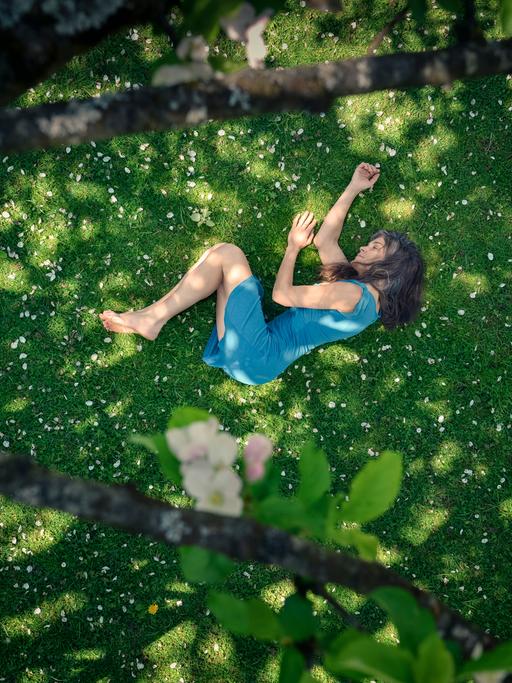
left=324, top=280, right=367, bottom=314
left=333, top=279, right=381, bottom=314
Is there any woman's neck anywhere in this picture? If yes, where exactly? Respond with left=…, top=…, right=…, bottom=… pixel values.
left=351, top=261, right=366, bottom=277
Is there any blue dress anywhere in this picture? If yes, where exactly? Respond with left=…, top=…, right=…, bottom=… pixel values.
left=202, top=275, right=382, bottom=385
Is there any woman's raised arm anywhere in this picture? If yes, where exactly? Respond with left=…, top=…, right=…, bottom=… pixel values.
left=313, top=162, right=381, bottom=265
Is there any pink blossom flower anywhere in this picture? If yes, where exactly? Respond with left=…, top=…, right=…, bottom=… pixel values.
left=244, top=434, right=273, bottom=482
left=245, top=460, right=265, bottom=483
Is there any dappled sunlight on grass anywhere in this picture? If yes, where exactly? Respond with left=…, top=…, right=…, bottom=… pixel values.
left=454, top=271, right=490, bottom=294
left=413, top=129, right=458, bottom=170
left=4, top=592, right=87, bottom=639
left=499, top=499, right=512, bottom=520
left=373, top=621, right=400, bottom=646
left=381, top=197, right=416, bottom=220
left=256, top=653, right=281, bottom=683
left=66, top=648, right=106, bottom=662
left=164, top=580, right=196, bottom=595
left=260, top=579, right=294, bottom=611
left=377, top=545, right=403, bottom=567
left=197, top=628, right=237, bottom=667
left=379, top=373, right=406, bottom=395
left=3, top=396, right=31, bottom=413
left=407, top=457, right=425, bottom=475
left=431, top=440, right=463, bottom=474
left=97, top=340, right=140, bottom=367
left=401, top=507, right=449, bottom=546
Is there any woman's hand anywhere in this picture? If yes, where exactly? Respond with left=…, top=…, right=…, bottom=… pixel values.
left=349, top=162, right=381, bottom=193
left=288, top=211, right=317, bottom=250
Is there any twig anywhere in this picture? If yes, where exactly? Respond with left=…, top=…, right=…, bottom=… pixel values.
left=311, top=582, right=364, bottom=630
left=367, top=8, right=408, bottom=55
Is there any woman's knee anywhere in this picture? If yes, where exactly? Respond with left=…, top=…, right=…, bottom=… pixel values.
left=212, top=242, right=242, bottom=255
left=209, top=242, right=246, bottom=263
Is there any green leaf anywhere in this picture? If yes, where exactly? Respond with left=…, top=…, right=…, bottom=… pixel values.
left=207, top=592, right=282, bottom=641
left=330, top=526, right=379, bottom=561
left=302, top=496, right=330, bottom=539
left=324, top=634, right=415, bottom=683
left=408, top=0, right=428, bottom=23
left=340, top=450, right=402, bottom=524
left=130, top=432, right=181, bottom=484
left=179, top=547, right=234, bottom=584
left=247, top=458, right=281, bottom=502
left=279, top=647, right=305, bottom=683
left=245, top=599, right=283, bottom=641
left=500, top=0, right=512, bottom=35
left=129, top=433, right=159, bottom=453
left=279, top=594, right=317, bottom=642
left=370, top=588, right=436, bottom=655
left=327, top=628, right=367, bottom=652
left=456, top=641, right=512, bottom=679
left=299, top=673, right=318, bottom=683
left=208, top=54, right=246, bottom=74
left=297, top=442, right=331, bottom=506
left=208, top=592, right=251, bottom=635
left=167, top=406, right=211, bottom=429
left=254, top=496, right=309, bottom=533
left=183, top=0, right=241, bottom=41
left=413, top=633, right=455, bottom=683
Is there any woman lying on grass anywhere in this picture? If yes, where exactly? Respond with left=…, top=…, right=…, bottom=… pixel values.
left=100, top=162, right=425, bottom=385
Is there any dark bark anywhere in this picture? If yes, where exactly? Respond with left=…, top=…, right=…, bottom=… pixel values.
left=1, top=37, right=511, bottom=155
left=0, top=451, right=499, bottom=662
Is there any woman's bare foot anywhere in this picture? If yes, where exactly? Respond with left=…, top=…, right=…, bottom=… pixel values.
left=99, top=310, right=163, bottom=341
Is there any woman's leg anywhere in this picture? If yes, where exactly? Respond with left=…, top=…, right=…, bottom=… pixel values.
left=99, top=242, right=253, bottom=340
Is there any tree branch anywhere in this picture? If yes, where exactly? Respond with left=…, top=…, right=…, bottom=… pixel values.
left=367, top=8, right=408, bottom=55
left=1, top=37, right=511, bottom=154
left=0, top=0, right=358, bottom=108
left=310, top=582, right=364, bottom=630
left=452, top=0, right=485, bottom=44
left=0, top=451, right=498, bottom=662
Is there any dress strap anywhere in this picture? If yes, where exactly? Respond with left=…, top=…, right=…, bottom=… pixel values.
left=338, top=279, right=380, bottom=316
left=337, top=278, right=368, bottom=290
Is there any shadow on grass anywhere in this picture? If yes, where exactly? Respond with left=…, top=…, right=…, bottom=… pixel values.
left=1, top=515, right=294, bottom=682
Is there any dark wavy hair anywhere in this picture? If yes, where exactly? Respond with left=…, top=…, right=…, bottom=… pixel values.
left=318, top=230, right=425, bottom=331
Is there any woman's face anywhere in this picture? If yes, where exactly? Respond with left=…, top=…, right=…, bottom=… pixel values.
left=351, top=237, right=386, bottom=266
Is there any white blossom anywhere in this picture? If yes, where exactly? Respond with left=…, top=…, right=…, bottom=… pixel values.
left=166, top=418, right=219, bottom=462
left=182, top=460, right=243, bottom=517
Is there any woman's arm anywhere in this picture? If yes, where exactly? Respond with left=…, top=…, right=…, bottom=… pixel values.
left=272, top=244, right=301, bottom=306
left=272, top=211, right=315, bottom=305
left=313, top=163, right=381, bottom=265
left=271, top=211, right=362, bottom=311
left=313, top=185, right=359, bottom=265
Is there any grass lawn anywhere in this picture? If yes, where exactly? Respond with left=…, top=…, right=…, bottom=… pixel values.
left=1, top=1, right=511, bottom=681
